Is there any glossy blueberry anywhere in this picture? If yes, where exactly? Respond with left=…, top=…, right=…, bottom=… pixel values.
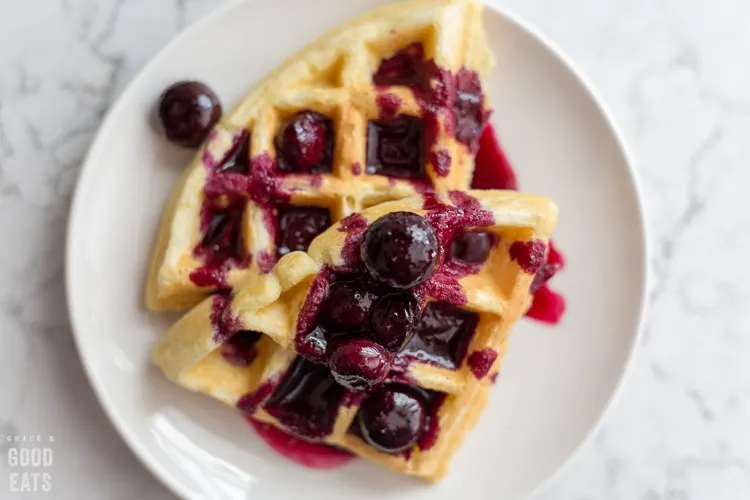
left=369, top=292, right=421, bottom=352
left=361, top=212, right=438, bottom=289
left=357, top=385, right=427, bottom=453
left=277, top=111, right=331, bottom=171
left=327, top=338, right=390, bottom=391
left=326, top=282, right=374, bottom=331
left=450, top=231, right=492, bottom=263
left=158, top=81, right=222, bottom=148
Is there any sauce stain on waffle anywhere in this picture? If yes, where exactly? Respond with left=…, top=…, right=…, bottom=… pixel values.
left=148, top=0, right=564, bottom=482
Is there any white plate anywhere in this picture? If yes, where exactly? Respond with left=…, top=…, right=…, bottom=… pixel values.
left=66, top=1, right=648, bottom=499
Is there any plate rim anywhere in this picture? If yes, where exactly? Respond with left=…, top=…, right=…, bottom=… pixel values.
left=64, top=1, right=651, bottom=499
left=490, top=5, right=651, bottom=499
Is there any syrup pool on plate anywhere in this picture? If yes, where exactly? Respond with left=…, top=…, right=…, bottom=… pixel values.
left=247, top=418, right=355, bottom=469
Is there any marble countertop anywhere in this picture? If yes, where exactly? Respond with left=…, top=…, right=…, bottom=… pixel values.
left=1, top=0, right=747, bottom=498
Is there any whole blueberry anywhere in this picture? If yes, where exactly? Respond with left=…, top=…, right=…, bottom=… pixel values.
left=278, top=111, right=328, bottom=170
left=327, top=338, right=390, bottom=391
left=357, top=385, right=427, bottom=453
left=361, top=212, right=438, bottom=289
left=326, top=282, right=374, bottom=331
left=369, top=292, right=421, bottom=352
left=450, top=231, right=492, bottom=263
left=158, top=81, right=222, bottom=148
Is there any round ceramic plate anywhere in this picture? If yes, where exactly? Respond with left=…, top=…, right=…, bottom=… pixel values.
left=66, top=0, right=648, bottom=499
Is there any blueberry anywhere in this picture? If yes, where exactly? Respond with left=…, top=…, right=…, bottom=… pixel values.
left=327, top=338, right=389, bottom=391
left=277, top=111, right=329, bottom=171
left=369, top=292, right=421, bottom=352
left=158, top=81, right=222, bottom=148
left=357, top=385, right=427, bottom=453
left=326, top=282, right=374, bottom=331
left=450, top=231, right=492, bottom=263
left=361, top=212, right=438, bottom=289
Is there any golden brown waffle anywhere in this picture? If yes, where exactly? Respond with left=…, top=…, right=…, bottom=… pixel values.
left=153, top=190, right=559, bottom=481
left=146, top=0, right=494, bottom=311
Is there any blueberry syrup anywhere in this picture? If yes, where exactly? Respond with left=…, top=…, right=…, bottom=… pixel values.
left=471, top=125, right=516, bottom=190
left=261, top=201, right=492, bottom=461
left=215, top=132, right=251, bottom=174
left=372, top=43, right=490, bottom=182
left=410, top=191, right=495, bottom=306
left=466, top=348, right=498, bottom=380
left=191, top=133, right=253, bottom=289
left=373, top=43, right=426, bottom=87
left=276, top=205, right=332, bottom=258
left=430, top=148, right=452, bottom=177
left=295, top=267, right=334, bottom=362
left=264, top=358, right=347, bottom=439
left=237, top=377, right=282, bottom=415
left=417, top=392, right=446, bottom=451
left=209, top=293, right=242, bottom=343
left=472, top=125, right=566, bottom=324
left=247, top=419, right=355, bottom=469
left=454, top=69, right=491, bottom=153
left=510, top=240, right=546, bottom=275
left=335, top=213, right=368, bottom=273
left=202, top=132, right=253, bottom=200
left=191, top=132, right=253, bottom=287
left=293, top=194, right=492, bottom=370
left=376, top=93, right=402, bottom=120
left=526, top=285, right=566, bottom=324
left=398, top=302, right=479, bottom=370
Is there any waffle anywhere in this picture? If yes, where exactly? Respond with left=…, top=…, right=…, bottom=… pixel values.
left=153, top=190, right=559, bottom=481
left=146, top=0, right=494, bottom=311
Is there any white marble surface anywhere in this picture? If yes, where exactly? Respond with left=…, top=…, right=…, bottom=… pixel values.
left=0, top=0, right=747, bottom=498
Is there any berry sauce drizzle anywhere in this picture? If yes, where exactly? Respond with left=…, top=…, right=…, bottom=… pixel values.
left=472, top=125, right=566, bottom=324
left=247, top=418, right=355, bottom=469
left=191, top=132, right=253, bottom=288
left=371, top=42, right=490, bottom=183
left=192, top=115, right=336, bottom=286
